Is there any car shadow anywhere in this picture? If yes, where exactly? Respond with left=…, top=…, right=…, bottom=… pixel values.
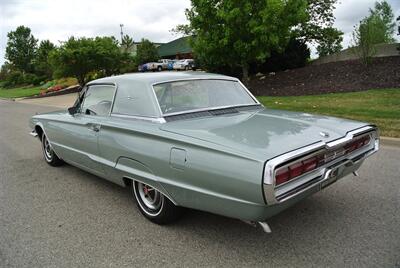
left=59, top=162, right=351, bottom=241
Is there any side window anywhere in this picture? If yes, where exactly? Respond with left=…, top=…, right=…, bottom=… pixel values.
left=81, top=85, right=115, bottom=116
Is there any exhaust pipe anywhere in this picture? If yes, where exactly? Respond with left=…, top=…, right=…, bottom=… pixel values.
left=242, top=220, right=272, bottom=233
left=258, top=222, right=272, bottom=233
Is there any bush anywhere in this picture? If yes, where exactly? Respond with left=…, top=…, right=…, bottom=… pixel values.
left=2, top=71, right=42, bottom=88
left=23, top=73, right=41, bottom=85
left=3, top=70, right=24, bottom=87
left=54, top=77, right=78, bottom=88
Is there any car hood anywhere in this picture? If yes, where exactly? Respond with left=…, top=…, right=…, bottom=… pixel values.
left=160, top=108, right=368, bottom=160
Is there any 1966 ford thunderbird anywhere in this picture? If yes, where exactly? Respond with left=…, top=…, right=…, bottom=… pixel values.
left=30, top=72, right=379, bottom=232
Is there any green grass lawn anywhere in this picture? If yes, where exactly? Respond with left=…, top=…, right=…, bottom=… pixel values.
left=257, top=89, right=400, bottom=138
left=0, top=85, right=43, bottom=98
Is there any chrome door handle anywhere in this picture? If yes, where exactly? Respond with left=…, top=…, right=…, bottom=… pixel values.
left=89, top=124, right=101, bottom=132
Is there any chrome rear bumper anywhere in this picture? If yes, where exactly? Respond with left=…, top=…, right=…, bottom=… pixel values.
left=263, top=126, right=379, bottom=205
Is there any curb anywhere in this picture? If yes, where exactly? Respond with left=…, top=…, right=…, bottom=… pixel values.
left=380, top=136, right=400, bottom=147
left=0, top=97, right=15, bottom=101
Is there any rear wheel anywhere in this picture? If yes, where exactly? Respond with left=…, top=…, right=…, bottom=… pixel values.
left=131, top=180, right=182, bottom=224
left=41, top=134, right=64, bottom=167
left=157, top=66, right=162, bottom=72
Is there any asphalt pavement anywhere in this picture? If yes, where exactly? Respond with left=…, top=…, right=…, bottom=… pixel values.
left=0, top=99, right=399, bottom=268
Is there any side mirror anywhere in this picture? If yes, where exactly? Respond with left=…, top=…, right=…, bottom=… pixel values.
left=68, top=106, right=79, bottom=115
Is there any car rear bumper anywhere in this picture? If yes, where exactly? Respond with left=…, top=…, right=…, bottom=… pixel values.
left=263, top=126, right=379, bottom=206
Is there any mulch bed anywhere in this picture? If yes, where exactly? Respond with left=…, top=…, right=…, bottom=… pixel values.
left=247, top=56, right=400, bottom=96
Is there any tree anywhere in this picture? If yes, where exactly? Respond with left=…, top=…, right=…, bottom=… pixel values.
left=93, top=36, right=125, bottom=76
left=299, top=0, right=344, bottom=56
left=135, top=39, right=159, bottom=65
left=121, top=34, right=135, bottom=52
left=35, top=40, right=56, bottom=79
left=5, top=25, right=38, bottom=73
left=316, top=27, right=343, bottom=57
left=369, top=0, right=396, bottom=43
left=352, top=16, right=384, bottom=66
left=50, top=36, right=123, bottom=85
left=352, top=1, right=396, bottom=66
left=181, top=0, right=308, bottom=82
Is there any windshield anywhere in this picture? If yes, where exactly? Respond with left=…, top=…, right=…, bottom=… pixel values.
left=153, top=79, right=257, bottom=115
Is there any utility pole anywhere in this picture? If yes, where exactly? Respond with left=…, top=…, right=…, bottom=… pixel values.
left=119, top=24, right=124, bottom=43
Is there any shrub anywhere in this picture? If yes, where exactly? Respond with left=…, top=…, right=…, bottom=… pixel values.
left=54, top=77, right=78, bottom=88
left=3, top=70, right=24, bottom=87
left=23, top=73, right=41, bottom=85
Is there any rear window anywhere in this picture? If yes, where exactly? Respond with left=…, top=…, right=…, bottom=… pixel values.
left=153, top=79, right=256, bottom=115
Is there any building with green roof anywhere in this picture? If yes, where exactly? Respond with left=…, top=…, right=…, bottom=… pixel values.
left=157, top=36, right=193, bottom=59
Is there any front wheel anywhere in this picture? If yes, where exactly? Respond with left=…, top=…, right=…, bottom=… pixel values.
left=41, top=134, right=64, bottom=167
left=131, top=181, right=182, bottom=224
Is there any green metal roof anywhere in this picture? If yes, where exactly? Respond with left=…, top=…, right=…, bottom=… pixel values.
left=157, top=36, right=192, bottom=57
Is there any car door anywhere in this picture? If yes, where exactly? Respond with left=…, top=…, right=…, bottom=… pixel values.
left=54, top=84, right=116, bottom=175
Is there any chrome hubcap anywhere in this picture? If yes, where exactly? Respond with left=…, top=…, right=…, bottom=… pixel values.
left=43, top=136, right=52, bottom=160
left=137, top=182, right=163, bottom=211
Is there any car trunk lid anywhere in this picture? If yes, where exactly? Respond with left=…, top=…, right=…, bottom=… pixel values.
left=160, top=108, right=368, bottom=160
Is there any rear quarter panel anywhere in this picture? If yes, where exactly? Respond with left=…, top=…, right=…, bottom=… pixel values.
left=97, top=118, right=267, bottom=219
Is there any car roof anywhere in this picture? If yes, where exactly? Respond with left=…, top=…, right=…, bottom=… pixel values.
left=87, top=72, right=238, bottom=86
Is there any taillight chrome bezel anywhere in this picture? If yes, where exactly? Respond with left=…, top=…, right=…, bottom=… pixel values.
left=273, top=132, right=373, bottom=187
left=263, top=125, right=379, bottom=205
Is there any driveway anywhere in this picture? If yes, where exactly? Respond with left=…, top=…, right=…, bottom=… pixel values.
left=0, top=99, right=399, bottom=267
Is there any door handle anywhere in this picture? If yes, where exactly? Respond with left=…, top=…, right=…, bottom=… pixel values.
left=88, top=124, right=101, bottom=132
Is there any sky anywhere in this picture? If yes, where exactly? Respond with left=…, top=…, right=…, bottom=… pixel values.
left=1, top=0, right=399, bottom=65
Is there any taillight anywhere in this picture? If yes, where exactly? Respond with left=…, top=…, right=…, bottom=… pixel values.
left=289, top=162, right=303, bottom=178
left=303, top=157, right=317, bottom=172
left=274, top=134, right=371, bottom=186
left=275, top=167, right=290, bottom=185
left=275, top=155, right=319, bottom=186
left=345, top=135, right=371, bottom=154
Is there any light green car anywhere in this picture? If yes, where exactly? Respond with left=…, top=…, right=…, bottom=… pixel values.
left=30, top=72, right=379, bottom=232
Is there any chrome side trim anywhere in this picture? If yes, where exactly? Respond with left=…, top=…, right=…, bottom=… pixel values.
left=163, top=104, right=262, bottom=117
left=263, top=125, right=379, bottom=205
left=110, top=113, right=166, bottom=123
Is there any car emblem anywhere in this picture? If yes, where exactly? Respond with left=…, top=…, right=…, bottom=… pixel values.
left=319, top=131, right=330, bottom=138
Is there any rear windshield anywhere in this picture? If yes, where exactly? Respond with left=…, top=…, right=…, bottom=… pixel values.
left=153, top=79, right=257, bottom=115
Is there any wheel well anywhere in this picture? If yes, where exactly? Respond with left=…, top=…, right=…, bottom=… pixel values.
left=35, top=125, right=44, bottom=139
left=122, top=177, right=177, bottom=205
left=123, top=177, right=132, bottom=187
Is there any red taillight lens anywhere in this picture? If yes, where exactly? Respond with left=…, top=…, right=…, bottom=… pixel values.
left=275, top=167, right=290, bottom=185
left=302, top=157, right=317, bottom=172
left=345, top=135, right=370, bottom=153
left=289, top=162, right=303, bottom=178
left=275, top=156, right=320, bottom=186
